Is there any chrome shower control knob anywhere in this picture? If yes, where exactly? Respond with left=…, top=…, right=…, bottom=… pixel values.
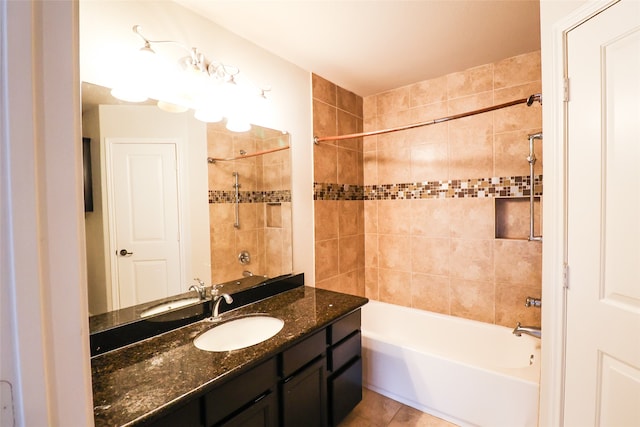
left=525, top=297, right=541, bottom=308
left=238, top=250, right=251, bottom=265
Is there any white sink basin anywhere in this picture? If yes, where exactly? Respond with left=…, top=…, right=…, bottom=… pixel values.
left=140, top=297, right=202, bottom=318
left=194, top=316, right=284, bottom=352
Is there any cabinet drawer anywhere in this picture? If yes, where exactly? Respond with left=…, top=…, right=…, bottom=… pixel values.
left=328, top=331, right=361, bottom=373
left=281, top=330, right=325, bottom=378
left=328, top=358, right=362, bottom=427
left=328, top=310, right=360, bottom=345
left=205, top=358, right=277, bottom=426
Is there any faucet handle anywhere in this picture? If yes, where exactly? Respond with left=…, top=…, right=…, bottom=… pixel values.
left=211, top=283, right=223, bottom=296
left=525, top=297, right=541, bottom=308
left=189, top=279, right=207, bottom=299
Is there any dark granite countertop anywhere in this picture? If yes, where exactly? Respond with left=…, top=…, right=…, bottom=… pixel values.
left=91, top=286, right=368, bottom=426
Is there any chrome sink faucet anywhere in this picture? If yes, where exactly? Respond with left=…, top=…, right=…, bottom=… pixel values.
left=512, top=322, right=541, bottom=339
left=189, top=278, right=207, bottom=300
left=211, top=284, right=233, bottom=319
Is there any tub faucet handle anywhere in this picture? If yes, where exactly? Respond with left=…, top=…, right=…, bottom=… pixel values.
left=525, top=297, right=541, bottom=308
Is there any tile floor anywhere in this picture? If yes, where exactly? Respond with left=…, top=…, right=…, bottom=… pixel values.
left=338, top=388, right=459, bottom=427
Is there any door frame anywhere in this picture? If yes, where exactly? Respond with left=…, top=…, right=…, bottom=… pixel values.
left=103, top=137, right=186, bottom=311
left=540, top=1, right=621, bottom=425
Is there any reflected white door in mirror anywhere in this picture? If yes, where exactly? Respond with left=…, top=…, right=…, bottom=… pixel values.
left=82, top=95, right=210, bottom=316
left=109, top=140, right=182, bottom=309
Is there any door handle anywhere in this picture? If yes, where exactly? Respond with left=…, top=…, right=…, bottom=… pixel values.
left=119, top=249, right=133, bottom=256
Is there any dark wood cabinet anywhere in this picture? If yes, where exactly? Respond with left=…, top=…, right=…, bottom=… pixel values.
left=281, top=357, right=327, bottom=427
left=281, top=330, right=325, bottom=378
left=220, top=392, right=278, bottom=427
left=145, top=309, right=363, bottom=427
left=328, top=358, right=362, bottom=426
left=326, top=311, right=362, bottom=426
left=205, top=358, right=278, bottom=426
left=144, top=398, right=204, bottom=427
left=280, top=329, right=327, bottom=427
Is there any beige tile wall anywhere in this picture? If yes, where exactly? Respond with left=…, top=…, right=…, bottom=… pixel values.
left=313, top=75, right=366, bottom=297
left=312, top=51, right=542, bottom=327
left=363, top=51, right=542, bottom=327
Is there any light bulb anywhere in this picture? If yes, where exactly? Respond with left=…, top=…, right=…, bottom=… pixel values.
left=194, top=109, right=223, bottom=123
left=110, top=87, right=147, bottom=103
left=225, top=117, right=251, bottom=132
left=157, top=101, right=188, bottom=113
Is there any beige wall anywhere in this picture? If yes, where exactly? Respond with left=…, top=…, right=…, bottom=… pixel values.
left=313, top=51, right=543, bottom=328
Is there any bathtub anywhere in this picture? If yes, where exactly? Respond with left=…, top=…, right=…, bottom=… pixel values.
left=361, top=300, right=541, bottom=427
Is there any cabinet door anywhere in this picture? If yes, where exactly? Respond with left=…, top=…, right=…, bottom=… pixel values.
left=281, top=357, right=327, bottom=427
left=329, top=357, right=362, bottom=426
left=220, top=392, right=277, bottom=427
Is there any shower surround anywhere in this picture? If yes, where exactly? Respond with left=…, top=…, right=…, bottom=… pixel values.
left=313, top=50, right=542, bottom=328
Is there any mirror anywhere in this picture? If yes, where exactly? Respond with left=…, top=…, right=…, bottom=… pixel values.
left=82, top=82, right=293, bottom=324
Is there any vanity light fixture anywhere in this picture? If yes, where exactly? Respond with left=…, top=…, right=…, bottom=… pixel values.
left=131, top=25, right=240, bottom=84
left=110, top=25, right=269, bottom=132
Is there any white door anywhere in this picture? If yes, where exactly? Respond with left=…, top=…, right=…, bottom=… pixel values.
left=109, top=140, right=182, bottom=309
left=565, top=1, right=640, bottom=426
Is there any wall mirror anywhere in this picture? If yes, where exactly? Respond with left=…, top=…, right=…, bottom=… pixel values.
left=82, top=82, right=293, bottom=327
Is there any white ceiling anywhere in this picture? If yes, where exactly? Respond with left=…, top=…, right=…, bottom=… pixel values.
left=175, top=0, right=541, bottom=97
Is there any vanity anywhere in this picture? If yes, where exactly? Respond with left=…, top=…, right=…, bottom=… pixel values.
left=90, top=277, right=368, bottom=427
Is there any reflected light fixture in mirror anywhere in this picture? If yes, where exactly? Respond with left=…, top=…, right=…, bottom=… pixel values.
left=157, top=101, right=188, bottom=113
left=110, top=86, right=148, bottom=103
left=226, top=117, right=252, bottom=133
left=194, top=108, right=223, bottom=123
left=110, top=25, right=271, bottom=132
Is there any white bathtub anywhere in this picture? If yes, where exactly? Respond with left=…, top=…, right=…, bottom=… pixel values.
left=361, top=300, right=541, bottom=427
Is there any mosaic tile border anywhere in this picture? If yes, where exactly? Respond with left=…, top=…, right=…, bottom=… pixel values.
left=312, top=183, right=365, bottom=201
left=314, top=175, right=543, bottom=201
left=209, top=190, right=291, bottom=204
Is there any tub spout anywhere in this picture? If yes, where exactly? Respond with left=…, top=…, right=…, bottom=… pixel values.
left=513, top=322, right=541, bottom=339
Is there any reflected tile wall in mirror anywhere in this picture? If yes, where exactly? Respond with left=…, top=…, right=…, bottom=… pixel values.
left=207, top=123, right=293, bottom=283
